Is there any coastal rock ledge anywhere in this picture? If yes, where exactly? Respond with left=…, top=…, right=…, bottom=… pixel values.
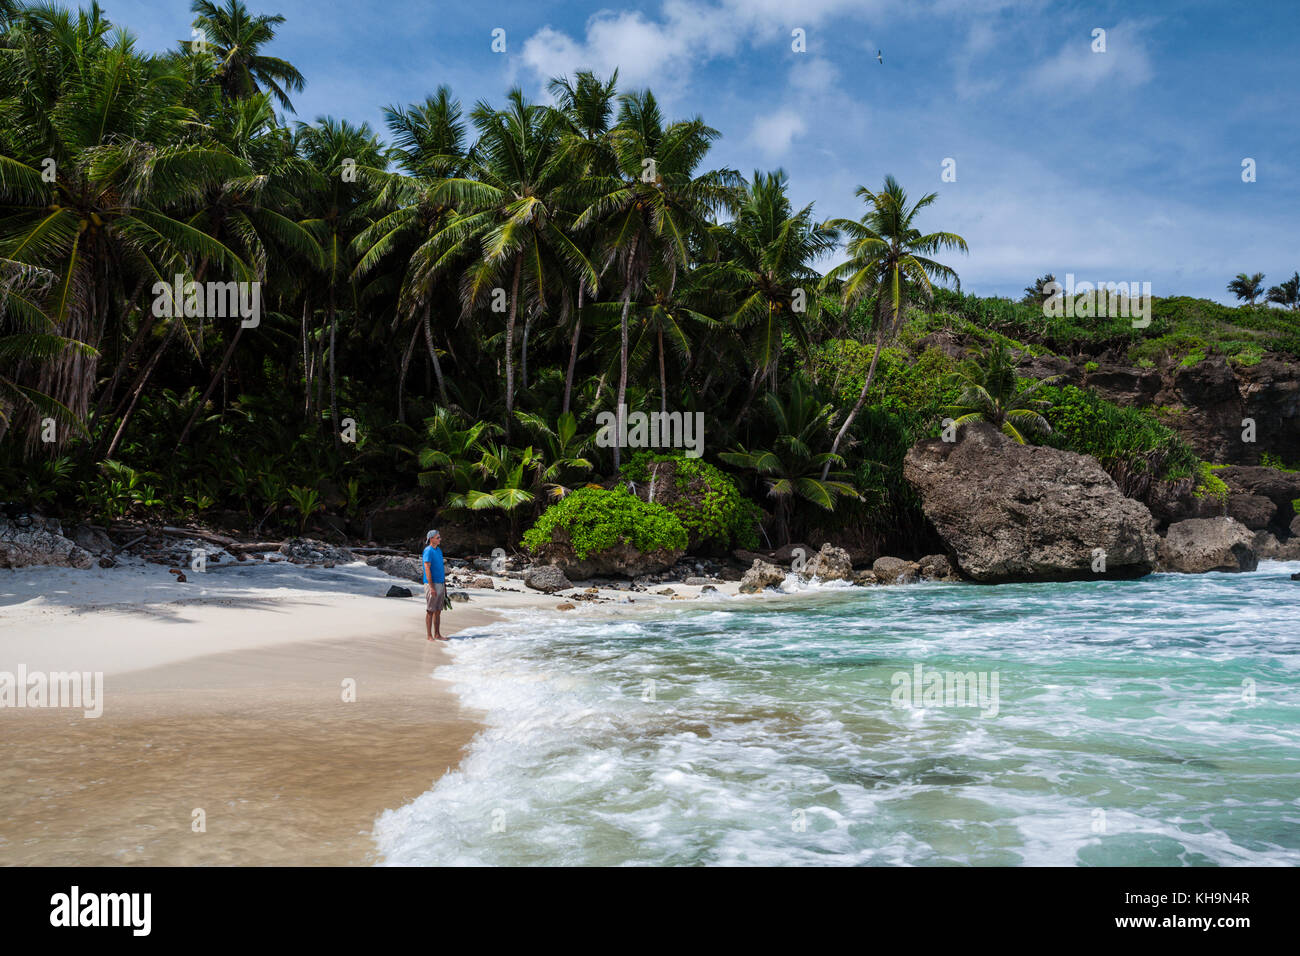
left=903, top=422, right=1160, bottom=583
left=0, top=515, right=94, bottom=570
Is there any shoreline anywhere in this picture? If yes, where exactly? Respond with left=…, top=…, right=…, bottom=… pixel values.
left=0, top=558, right=747, bottom=865
left=0, top=560, right=502, bottom=866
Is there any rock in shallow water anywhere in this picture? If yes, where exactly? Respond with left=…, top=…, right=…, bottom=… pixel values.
left=1159, top=517, right=1258, bottom=573
left=903, top=422, right=1160, bottom=582
left=800, top=543, right=853, bottom=581
left=524, top=564, right=573, bottom=593
left=739, top=559, right=785, bottom=593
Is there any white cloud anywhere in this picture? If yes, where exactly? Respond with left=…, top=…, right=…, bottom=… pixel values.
left=1026, top=19, right=1155, bottom=96
left=518, top=0, right=891, bottom=98
left=750, top=109, right=808, bottom=156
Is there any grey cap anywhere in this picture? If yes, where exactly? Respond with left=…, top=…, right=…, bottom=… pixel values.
left=426, top=529, right=439, bottom=540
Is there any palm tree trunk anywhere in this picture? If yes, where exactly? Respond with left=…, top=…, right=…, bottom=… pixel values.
left=95, top=276, right=149, bottom=416
left=176, top=321, right=244, bottom=447
left=504, top=255, right=521, bottom=439
left=103, top=317, right=184, bottom=461
left=615, top=283, right=632, bottom=471
left=396, top=318, right=421, bottom=423
left=521, top=313, right=531, bottom=390
left=732, top=362, right=766, bottom=430
left=423, top=304, right=448, bottom=405
left=328, top=284, right=339, bottom=442
left=563, top=285, right=584, bottom=415
left=301, top=299, right=311, bottom=419
left=657, top=324, right=667, bottom=415
left=822, top=332, right=885, bottom=480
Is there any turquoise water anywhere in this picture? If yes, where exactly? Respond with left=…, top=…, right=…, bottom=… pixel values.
left=376, top=563, right=1300, bottom=866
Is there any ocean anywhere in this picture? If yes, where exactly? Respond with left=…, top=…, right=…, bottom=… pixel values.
left=376, top=563, right=1300, bottom=866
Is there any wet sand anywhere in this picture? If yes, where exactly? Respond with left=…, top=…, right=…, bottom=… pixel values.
left=0, top=620, right=490, bottom=866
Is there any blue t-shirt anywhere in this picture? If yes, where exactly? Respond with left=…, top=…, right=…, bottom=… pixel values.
left=422, top=545, right=445, bottom=584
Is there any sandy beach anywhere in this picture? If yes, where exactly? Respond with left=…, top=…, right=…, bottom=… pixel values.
left=0, top=558, right=497, bottom=865
left=0, top=556, right=741, bottom=865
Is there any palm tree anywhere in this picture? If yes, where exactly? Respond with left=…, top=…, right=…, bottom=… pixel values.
left=416, top=405, right=499, bottom=498
left=712, top=169, right=837, bottom=421
left=1265, top=271, right=1300, bottom=311
left=548, top=70, right=619, bottom=413
left=0, top=5, right=249, bottom=455
left=721, top=375, right=859, bottom=544
left=0, top=257, right=95, bottom=445
left=512, top=409, right=593, bottom=499
left=187, top=0, right=304, bottom=110
left=296, top=116, right=387, bottom=435
left=573, top=89, right=740, bottom=468
left=429, top=89, right=595, bottom=436
left=174, top=92, right=322, bottom=446
left=1227, top=272, right=1266, bottom=306
left=353, top=87, right=470, bottom=416
left=943, top=340, right=1055, bottom=444
left=586, top=260, right=716, bottom=415
left=1023, top=273, right=1057, bottom=305
left=818, top=175, right=968, bottom=477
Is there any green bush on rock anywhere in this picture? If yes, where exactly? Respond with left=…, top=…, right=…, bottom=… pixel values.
left=521, top=486, right=687, bottom=563
left=620, top=452, right=759, bottom=552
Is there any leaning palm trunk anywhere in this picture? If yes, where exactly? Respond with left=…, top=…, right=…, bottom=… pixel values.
left=615, top=283, right=632, bottom=471
left=562, top=284, right=584, bottom=415
left=103, top=316, right=185, bottom=461
left=423, top=304, right=448, bottom=406
left=821, top=328, right=885, bottom=480
left=396, top=318, right=421, bottom=423
left=658, top=324, right=668, bottom=415
left=504, top=255, right=522, bottom=440
left=175, top=322, right=245, bottom=447
left=328, top=285, right=338, bottom=441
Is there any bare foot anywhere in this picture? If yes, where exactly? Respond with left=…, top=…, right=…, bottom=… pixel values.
left=434, top=633, right=448, bottom=642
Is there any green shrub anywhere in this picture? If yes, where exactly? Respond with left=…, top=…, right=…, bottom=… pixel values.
left=620, top=452, right=759, bottom=551
left=1041, top=385, right=1200, bottom=488
left=1191, top=462, right=1228, bottom=501
left=1084, top=360, right=1099, bottom=372
left=521, top=486, right=687, bottom=559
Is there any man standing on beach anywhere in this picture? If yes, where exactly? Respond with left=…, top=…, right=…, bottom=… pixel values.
left=423, top=529, right=446, bottom=642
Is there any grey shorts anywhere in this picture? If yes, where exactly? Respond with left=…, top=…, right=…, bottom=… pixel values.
left=426, top=582, right=446, bottom=612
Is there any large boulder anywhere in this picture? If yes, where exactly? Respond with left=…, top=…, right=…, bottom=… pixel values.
left=800, top=543, right=853, bottom=582
left=1226, top=494, right=1276, bottom=530
left=0, top=515, right=94, bottom=570
left=69, top=524, right=115, bottom=555
left=739, top=559, right=786, bottom=593
left=1143, top=479, right=1222, bottom=528
left=1084, top=364, right=1164, bottom=406
left=1159, top=518, right=1258, bottom=573
left=532, top=542, right=682, bottom=580
left=366, top=554, right=423, bottom=583
left=903, top=423, right=1160, bottom=582
left=523, top=565, right=572, bottom=593
left=1252, top=531, right=1300, bottom=562
left=873, top=556, right=919, bottom=585
left=917, top=554, right=961, bottom=581
left=279, top=537, right=354, bottom=564
left=1216, top=465, right=1300, bottom=528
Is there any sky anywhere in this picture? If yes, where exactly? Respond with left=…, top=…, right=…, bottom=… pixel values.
left=104, top=0, right=1300, bottom=303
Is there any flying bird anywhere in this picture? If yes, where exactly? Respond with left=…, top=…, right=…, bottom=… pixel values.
left=877, top=49, right=883, bottom=64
